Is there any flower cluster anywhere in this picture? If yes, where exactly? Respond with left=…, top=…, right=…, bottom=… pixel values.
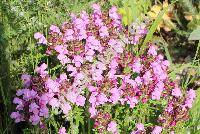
left=11, top=3, right=195, bottom=134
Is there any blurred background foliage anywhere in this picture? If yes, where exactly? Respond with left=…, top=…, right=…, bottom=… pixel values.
left=0, top=0, right=200, bottom=133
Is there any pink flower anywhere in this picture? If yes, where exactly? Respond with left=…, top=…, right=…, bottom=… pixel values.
left=67, top=65, right=77, bottom=77
left=136, top=123, right=144, bottom=131
left=49, top=98, right=60, bottom=108
left=151, top=88, right=162, bottom=100
left=97, top=93, right=108, bottom=105
left=89, top=106, right=97, bottom=118
left=109, top=88, right=120, bottom=104
left=143, top=70, right=152, bottom=85
left=89, top=93, right=97, bottom=104
left=57, top=54, right=71, bottom=65
left=35, top=63, right=48, bottom=78
left=58, top=127, right=67, bottom=134
left=132, top=58, right=142, bottom=73
left=148, top=45, right=157, bottom=56
left=127, top=97, right=138, bottom=108
left=151, top=126, right=162, bottom=134
left=34, top=32, right=47, bottom=44
left=109, top=6, right=120, bottom=20
left=50, top=25, right=61, bottom=34
left=92, top=4, right=101, bottom=11
left=170, top=131, right=175, bottom=134
left=187, top=89, right=196, bottom=99
left=108, top=39, right=123, bottom=53
left=135, top=76, right=142, bottom=86
left=54, top=45, right=68, bottom=54
left=109, top=59, right=118, bottom=69
left=65, top=29, right=74, bottom=40
left=76, top=95, right=86, bottom=106
left=99, top=26, right=109, bottom=37
left=59, top=73, right=68, bottom=82
left=107, top=121, right=118, bottom=133
left=66, top=91, right=78, bottom=104
left=72, top=55, right=84, bottom=67
left=39, top=93, right=52, bottom=106
left=172, top=87, right=182, bottom=97
left=108, top=69, right=116, bottom=79
left=45, top=78, right=60, bottom=93
left=61, top=102, right=71, bottom=115
left=183, top=89, right=196, bottom=108
left=88, top=86, right=97, bottom=92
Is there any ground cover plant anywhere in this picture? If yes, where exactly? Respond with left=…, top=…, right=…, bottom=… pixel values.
left=0, top=0, right=200, bottom=134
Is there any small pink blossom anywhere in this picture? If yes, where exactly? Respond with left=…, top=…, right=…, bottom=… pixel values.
left=107, top=121, right=118, bottom=133
left=35, top=63, right=48, bottom=78
left=76, top=95, right=86, bottom=106
left=172, top=87, right=182, bottom=97
left=61, top=102, right=71, bottom=115
left=49, top=98, right=60, bottom=108
left=151, top=126, right=162, bottom=134
left=34, top=32, right=47, bottom=44
left=148, top=45, right=158, bottom=56
left=50, top=25, right=61, bottom=34
left=58, top=127, right=67, bottom=134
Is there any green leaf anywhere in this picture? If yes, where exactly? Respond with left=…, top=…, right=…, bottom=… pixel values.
left=188, top=27, right=200, bottom=40
left=123, top=66, right=132, bottom=74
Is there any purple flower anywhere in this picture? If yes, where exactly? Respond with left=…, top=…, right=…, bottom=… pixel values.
left=22, top=89, right=37, bottom=101
left=10, top=112, right=23, bottom=123
left=21, top=74, right=31, bottom=87
left=39, top=106, right=49, bottom=118
left=29, top=114, right=40, bottom=125
left=29, top=102, right=39, bottom=114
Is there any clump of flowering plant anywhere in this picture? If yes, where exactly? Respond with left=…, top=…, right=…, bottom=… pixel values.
left=11, top=3, right=195, bottom=134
